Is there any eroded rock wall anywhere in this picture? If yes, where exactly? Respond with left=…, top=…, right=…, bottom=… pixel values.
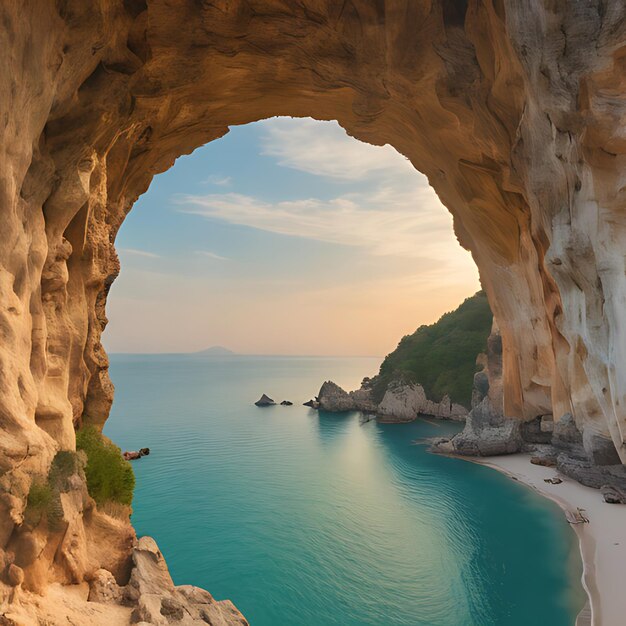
left=0, top=0, right=625, bottom=613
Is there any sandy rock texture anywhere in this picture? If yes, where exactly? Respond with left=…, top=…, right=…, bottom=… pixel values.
left=1, top=536, right=248, bottom=625
left=0, top=0, right=625, bottom=619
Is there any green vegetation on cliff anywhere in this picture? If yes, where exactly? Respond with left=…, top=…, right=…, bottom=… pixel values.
left=372, top=291, right=492, bottom=407
left=76, top=426, right=135, bottom=506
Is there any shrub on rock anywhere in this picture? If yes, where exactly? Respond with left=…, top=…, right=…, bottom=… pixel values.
left=76, top=425, right=135, bottom=506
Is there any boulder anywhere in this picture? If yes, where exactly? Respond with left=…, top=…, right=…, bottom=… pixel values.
left=88, top=568, right=122, bottom=604
left=448, top=397, right=522, bottom=456
left=317, top=382, right=356, bottom=412
left=254, top=394, right=275, bottom=407
left=6, top=564, right=24, bottom=588
left=556, top=453, right=626, bottom=493
left=530, top=455, right=557, bottom=468
left=601, top=485, right=626, bottom=504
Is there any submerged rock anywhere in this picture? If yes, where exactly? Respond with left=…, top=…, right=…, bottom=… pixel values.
left=255, top=394, right=276, bottom=407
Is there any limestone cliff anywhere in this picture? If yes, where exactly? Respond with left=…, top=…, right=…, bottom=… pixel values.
left=0, top=0, right=625, bottom=620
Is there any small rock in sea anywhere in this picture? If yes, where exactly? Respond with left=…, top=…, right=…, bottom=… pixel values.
left=280, top=400, right=293, bottom=406
left=303, top=399, right=320, bottom=409
left=122, top=448, right=150, bottom=461
left=255, top=394, right=276, bottom=407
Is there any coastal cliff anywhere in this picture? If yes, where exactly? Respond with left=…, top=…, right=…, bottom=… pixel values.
left=0, top=0, right=625, bottom=621
left=314, top=293, right=491, bottom=422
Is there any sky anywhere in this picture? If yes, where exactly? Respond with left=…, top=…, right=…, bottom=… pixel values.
left=104, top=117, right=480, bottom=356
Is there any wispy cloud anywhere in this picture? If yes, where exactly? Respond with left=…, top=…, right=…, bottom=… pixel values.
left=195, top=250, right=229, bottom=261
left=258, top=117, right=415, bottom=181
left=203, top=174, right=232, bottom=186
left=118, top=247, right=160, bottom=258
left=177, top=187, right=460, bottom=263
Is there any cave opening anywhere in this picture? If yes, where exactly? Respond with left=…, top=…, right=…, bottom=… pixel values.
left=3, top=2, right=625, bottom=622
left=103, top=116, right=480, bottom=358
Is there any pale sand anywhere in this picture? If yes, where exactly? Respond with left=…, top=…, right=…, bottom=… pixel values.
left=470, top=453, right=626, bottom=626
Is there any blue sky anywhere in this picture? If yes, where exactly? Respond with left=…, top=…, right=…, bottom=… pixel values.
left=105, top=117, right=480, bottom=356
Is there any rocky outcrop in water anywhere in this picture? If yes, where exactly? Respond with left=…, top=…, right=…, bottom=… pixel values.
left=1, top=0, right=625, bottom=618
left=316, top=379, right=467, bottom=422
left=378, top=383, right=467, bottom=422
left=255, top=395, right=276, bottom=407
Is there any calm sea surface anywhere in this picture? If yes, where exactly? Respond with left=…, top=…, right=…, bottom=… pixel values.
left=105, top=355, right=584, bottom=626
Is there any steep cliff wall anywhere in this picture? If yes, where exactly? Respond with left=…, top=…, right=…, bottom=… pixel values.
left=0, top=0, right=625, bottom=617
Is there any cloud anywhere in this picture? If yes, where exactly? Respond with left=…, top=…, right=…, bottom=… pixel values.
left=195, top=250, right=229, bottom=261
left=203, top=174, right=232, bottom=186
left=258, top=117, right=415, bottom=181
left=177, top=186, right=463, bottom=265
left=118, top=248, right=160, bottom=258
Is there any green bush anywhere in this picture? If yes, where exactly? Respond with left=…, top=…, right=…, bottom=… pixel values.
left=27, top=480, right=52, bottom=511
left=76, top=426, right=135, bottom=506
left=48, top=450, right=80, bottom=490
left=24, top=479, right=53, bottom=528
left=372, top=291, right=493, bottom=407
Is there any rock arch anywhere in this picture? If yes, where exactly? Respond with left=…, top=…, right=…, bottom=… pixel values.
left=0, top=0, right=625, bottom=608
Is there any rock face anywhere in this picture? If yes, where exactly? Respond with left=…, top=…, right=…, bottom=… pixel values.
left=318, top=381, right=358, bottom=412
left=0, top=0, right=625, bottom=616
left=441, top=322, right=524, bottom=455
left=123, top=537, right=248, bottom=625
left=317, top=379, right=467, bottom=421
left=378, top=383, right=467, bottom=422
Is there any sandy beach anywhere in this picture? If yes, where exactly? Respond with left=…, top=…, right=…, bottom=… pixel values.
left=472, top=454, right=626, bottom=626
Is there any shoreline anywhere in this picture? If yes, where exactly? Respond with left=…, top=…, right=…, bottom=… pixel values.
left=464, top=453, right=626, bottom=626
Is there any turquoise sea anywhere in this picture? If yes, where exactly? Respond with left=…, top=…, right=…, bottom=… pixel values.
left=105, top=355, right=584, bottom=626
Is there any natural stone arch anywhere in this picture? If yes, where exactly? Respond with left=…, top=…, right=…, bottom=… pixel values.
left=1, top=0, right=625, bottom=603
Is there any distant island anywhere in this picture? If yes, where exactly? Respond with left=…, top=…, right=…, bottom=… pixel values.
left=194, top=346, right=236, bottom=356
